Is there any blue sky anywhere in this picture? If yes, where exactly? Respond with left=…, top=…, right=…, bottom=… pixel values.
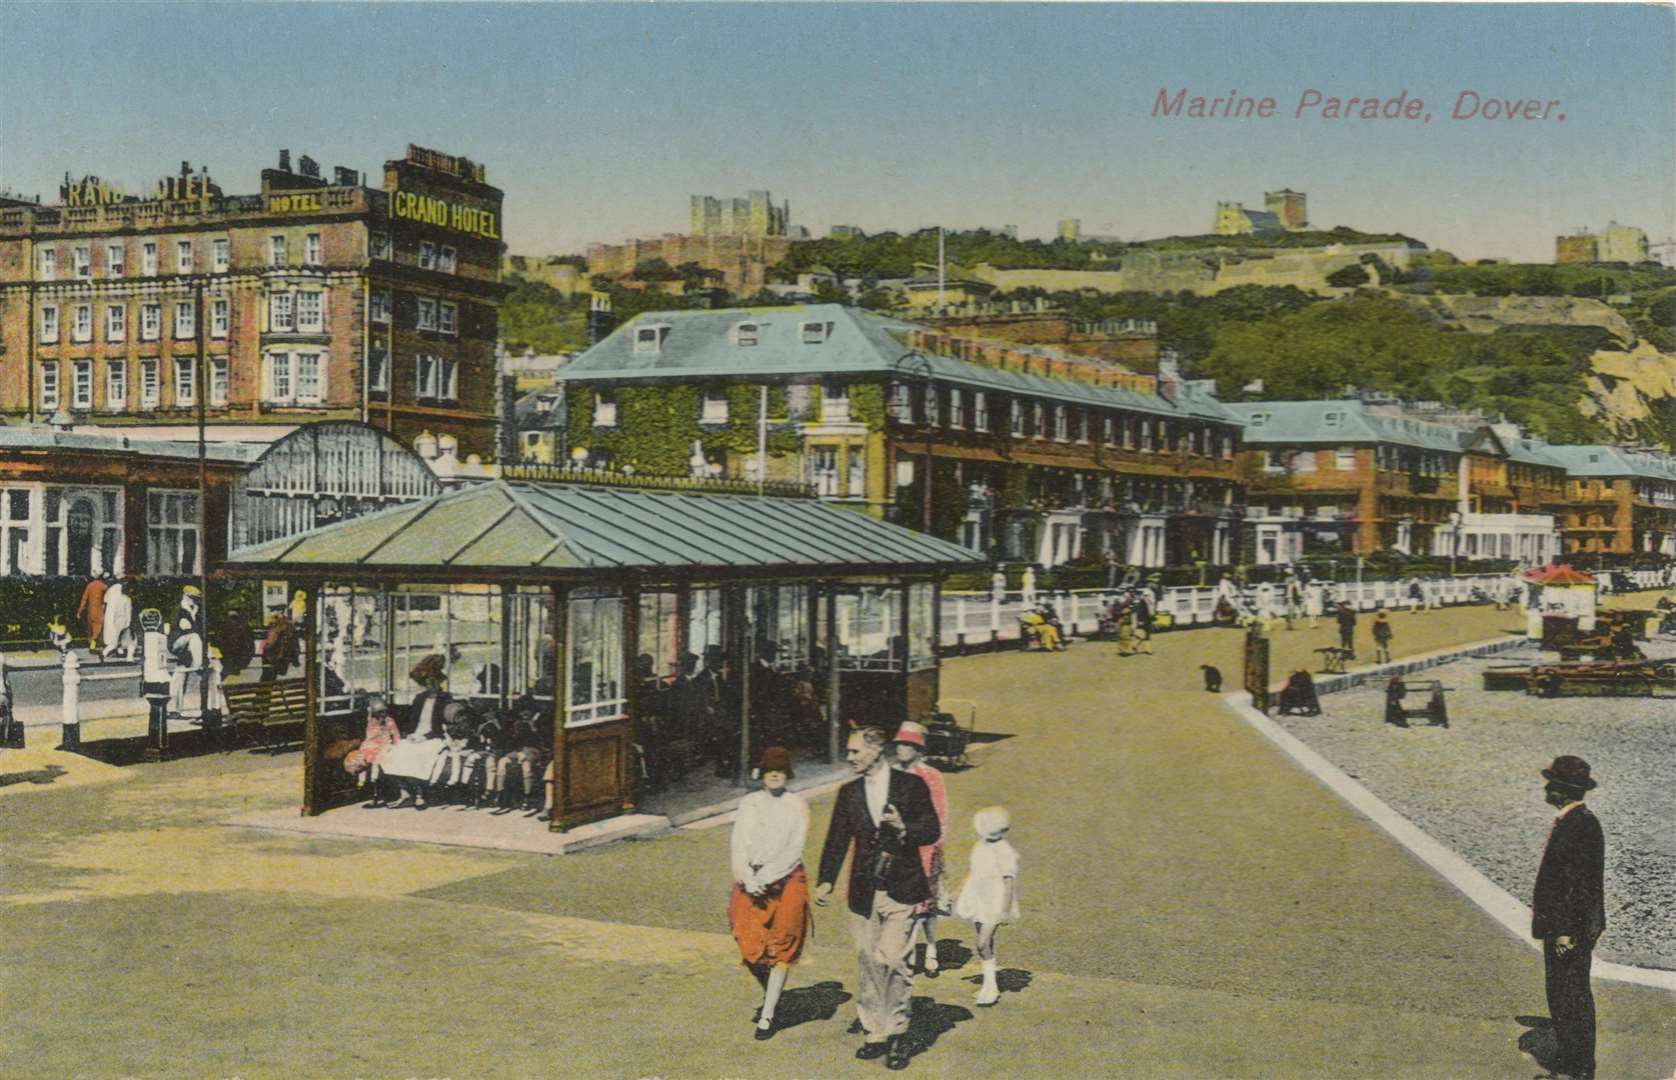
left=3, top=3, right=1671, bottom=262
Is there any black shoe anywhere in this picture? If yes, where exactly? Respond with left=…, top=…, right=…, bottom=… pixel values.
left=885, top=1036, right=912, bottom=1070
left=847, top=1018, right=864, bottom=1035
left=753, top=1019, right=776, bottom=1041
left=855, top=1042, right=889, bottom=1061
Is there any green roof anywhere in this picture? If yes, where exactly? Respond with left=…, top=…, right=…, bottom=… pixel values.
left=224, top=480, right=981, bottom=577
left=560, top=303, right=1237, bottom=423
left=1545, top=445, right=1676, bottom=482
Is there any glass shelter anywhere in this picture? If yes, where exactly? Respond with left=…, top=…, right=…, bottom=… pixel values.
left=222, top=479, right=978, bottom=829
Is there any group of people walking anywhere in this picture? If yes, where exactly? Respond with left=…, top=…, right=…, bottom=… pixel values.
left=727, top=723, right=1020, bottom=1068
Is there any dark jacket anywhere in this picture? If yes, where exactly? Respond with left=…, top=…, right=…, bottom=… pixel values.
left=1531, top=803, right=1606, bottom=942
left=403, top=689, right=452, bottom=739
left=818, top=767, right=941, bottom=916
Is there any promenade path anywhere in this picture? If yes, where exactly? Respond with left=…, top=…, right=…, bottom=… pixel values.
left=1, top=602, right=1671, bottom=1078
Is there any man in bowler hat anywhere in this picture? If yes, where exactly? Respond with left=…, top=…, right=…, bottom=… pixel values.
left=1532, top=755, right=1605, bottom=1080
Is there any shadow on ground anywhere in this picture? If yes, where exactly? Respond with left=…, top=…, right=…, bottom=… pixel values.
left=1516, top=1014, right=1562, bottom=1075
left=902, top=995, right=976, bottom=1062
left=773, top=979, right=851, bottom=1033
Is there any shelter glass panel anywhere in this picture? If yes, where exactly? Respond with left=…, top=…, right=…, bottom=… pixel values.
left=836, top=586, right=903, bottom=671
left=317, top=584, right=387, bottom=716
left=907, top=582, right=936, bottom=671
left=751, top=584, right=811, bottom=671
left=567, top=592, right=625, bottom=727
left=509, top=587, right=557, bottom=702
left=637, top=590, right=682, bottom=681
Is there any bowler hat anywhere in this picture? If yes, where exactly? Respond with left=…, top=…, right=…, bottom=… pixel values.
left=757, top=746, right=794, bottom=777
left=1542, top=755, right=1597, bottom=791
left=893, top=720, right=928, bottom=748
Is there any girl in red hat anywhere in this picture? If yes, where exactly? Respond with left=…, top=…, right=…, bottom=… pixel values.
left=894, top=720, right=949, bottom=976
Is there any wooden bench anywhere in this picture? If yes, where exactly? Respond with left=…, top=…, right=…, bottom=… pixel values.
left=1385, top=678, right=1451, bottom=727
left=224, top=678, right=308, bottom=753
left=1315, top=647, right=1354, bottom=674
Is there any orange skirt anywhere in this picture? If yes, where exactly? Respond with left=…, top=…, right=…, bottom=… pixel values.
left=728, top=865, right=812, bottom=968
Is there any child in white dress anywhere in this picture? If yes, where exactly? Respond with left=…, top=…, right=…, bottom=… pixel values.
left=954, top=805, right=1020, bottom=1006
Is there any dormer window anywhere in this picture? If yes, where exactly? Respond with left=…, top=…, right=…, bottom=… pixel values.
left=800, top=320, right=833, bottom=344
left=1248, top=412, right=1269, bottom=427
left=1323, top=410, right=1343, bottom=428
left=734, top=322, right=759, bottom=347
left=633, top=324, right=671, bottom=354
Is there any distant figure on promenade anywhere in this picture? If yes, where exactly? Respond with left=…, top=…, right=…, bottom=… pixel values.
left=1371, top=611, right=1394, bottom=664
left=893, top=722, right=949, bottom=977
left=1335, top=603, right=1358, bottom=657
left=0, top=652, right=22, bottom=748
left=815, top=726, right=940, bottom=1070
left=1532, top=756, right=1605, bottom=1080
left=1021, top=566, right=1037, bottom=606
left=76, top=573, right=109, bottom=652
left=1406, top=577, right=1425, bottom=614
left=990, top=567, right=1007, bottom=605
left=728, top=746, right=812, bottom=1041
left=167, top=586, right=205, bottom=716
left=953, top=805, right=1020, bottom=1007
left=100, top=578, right=135, bottom=662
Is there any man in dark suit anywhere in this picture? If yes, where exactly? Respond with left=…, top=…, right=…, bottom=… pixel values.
left=1532, top=755, right=1606, bottom=1080
left=816, top=726, right=941, bottom=1070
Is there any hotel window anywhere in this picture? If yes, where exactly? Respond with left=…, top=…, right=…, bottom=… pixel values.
left=304, top=232, right=322, bottom=266
left=73, top=245, right=92, bottom=279
left=924, top=385, right=940, bottom=427
left=418, top=241, right=437, bottom=270
left=146, top=490, right=201, bottom=576
left=1295, top=449, right=1318, bottom=473
left=439, top=301, right=457, bottom=335
left=414, top=355, right=455, bottom=402
left=212, top=238, right=230, bottom=272
left=106, top=242, right=125, bottom=278
left=847, top=445, right=866, bottom=497
left=1123, top=416, right=1138, bottom=449
left=173, top=301, right=195, bottom=339
left=39, top=305, right=59, bottom=343
left=1032, top=402, right=1046, bottom=439
left=269, top=291, right=294, bottom=332
left=591, top=389, right=617, bottom=427
left=296, top=291, right=323, bottom=332
left=887, top=382, right=913, bottom=423
left=1010, top=399, right=1024, bottom=437
left=176, top=239, right=193, bottom=274
left=72, top=360, right=93, bottom=410
left=1335, top=446, right=1357, bottom=471
left=820, top=382, right=850, bottom=421
left=370, top=289, right=391, bottom=323
left=40, top=362, right=59, bottom=410
left=1140, top=420, right=1152, bottom=450
left=105, top=304, right=125, bottom=343
left=38, top=247, right=56, bottom=280
left=141, top=241, right=158, bottom=276
left=800, top=320, right=833, bottom=344
left=0, top=489, right=30, bottom=575
left=139, top=360, right=160, bottom=407
left=211, top=298, right=229, bottom=338
left=209, top=359, right=228, bottom=406
left=268, top=235, right=286, bottom=268
left=266, top=352, right=292, bottom=401
left=438, top=245, right=458, bottom=273
left=369, top=232, right=391, bottom=260
left=973, top=391, right=990, bottom=432
left=1053, top=405, right=1069, bottom=442
left=1103, top=415, right=1116, bottom=446
left=368, top=340, right=389, bottom=393
left=140, top=303, right=161, bottom=341
left=106, top=361, right=127, bottom=409
left=174, top=356, right=196, bottom=407
left=734, top=321, right=759, bottom=347
left=948, top=389, right=965, bottom=429
left=416, top=298, right=437, bottom=331
left=72, top=304, right=93, bottom=343
left=699, top=390, right=729, bottom=424
left=295, top=352, right=322, bottom=401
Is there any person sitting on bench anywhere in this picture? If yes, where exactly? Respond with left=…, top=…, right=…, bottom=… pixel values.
left=1277, top=669, right=1322, bottom=716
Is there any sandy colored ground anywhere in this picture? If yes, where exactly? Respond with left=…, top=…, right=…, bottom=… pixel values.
left=1, top=600, right=1672, bottom=1079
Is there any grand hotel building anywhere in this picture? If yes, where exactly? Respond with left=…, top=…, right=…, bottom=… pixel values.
left=0, top=144, right=508, bottom=458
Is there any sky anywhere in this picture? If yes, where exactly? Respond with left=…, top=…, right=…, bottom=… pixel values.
left=3, top=3, right=1673, bottom=264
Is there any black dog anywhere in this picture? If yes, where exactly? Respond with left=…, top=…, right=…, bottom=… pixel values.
left=1200, top=664, right=1223, bottom=693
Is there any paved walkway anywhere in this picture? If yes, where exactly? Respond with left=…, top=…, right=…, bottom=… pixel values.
left=1, top=601, right=1672, bottom=1078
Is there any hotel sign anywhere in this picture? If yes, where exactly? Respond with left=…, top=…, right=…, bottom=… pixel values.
left=267, top=191, right=324, bottom=214
left=391, top=189, right=500, bottom=240
left=60, top=175, right=133, bottom=207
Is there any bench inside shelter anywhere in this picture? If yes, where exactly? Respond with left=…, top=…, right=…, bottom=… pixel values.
left=224, top=678, right=309, bottom=752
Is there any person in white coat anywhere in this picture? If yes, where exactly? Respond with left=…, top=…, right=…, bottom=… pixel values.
left=728, top=746, right=812, bottom=1041
left=100, top=580, right=135, bottom=662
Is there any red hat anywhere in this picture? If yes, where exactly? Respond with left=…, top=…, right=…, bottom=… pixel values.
left=757, top=746, right=794, bottom=777
left=1542, top=755, right=1597, bottom=791
left=893, top=721, right=928, bottom=748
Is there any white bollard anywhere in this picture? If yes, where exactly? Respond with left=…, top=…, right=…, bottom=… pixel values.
left=59, top=650, right=82, bottom=751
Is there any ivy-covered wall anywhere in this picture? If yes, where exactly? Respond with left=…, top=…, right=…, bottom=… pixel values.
left=564, top=380, right=887, bottom=475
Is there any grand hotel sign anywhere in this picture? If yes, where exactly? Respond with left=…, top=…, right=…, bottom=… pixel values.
left=390, top=189, right=500, bottom=240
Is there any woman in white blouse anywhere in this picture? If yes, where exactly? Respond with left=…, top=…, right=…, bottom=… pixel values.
left=728, top=745, right=812, bottom=1041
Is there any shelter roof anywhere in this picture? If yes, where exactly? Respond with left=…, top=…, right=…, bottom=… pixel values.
left=1226, top=401, right=1463, bottom=452
left=224, top=479, right=981, bottom=577
left=559, top=304, right=1235, bottom=423
left=0, top=426, right=262, bottom=464
left=1523, top=563, right=1596, bottom=586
